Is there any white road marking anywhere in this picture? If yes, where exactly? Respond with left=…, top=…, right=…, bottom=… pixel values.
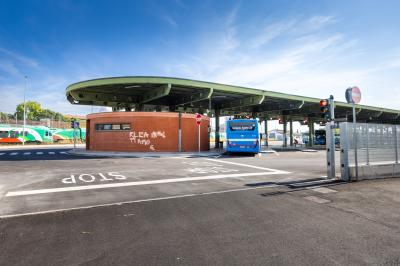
left=10, top=152, right=18, bottom=156
left=0, top=184, right=279, bottom=219
left=310, top=187, right=337, bottom=194
left=6, top=171, right=286, bottom=197
left=206, top=158, right=290, bottom=174
left=59, top=151, right=67, bottom=154
left=48, top=152, right=55, bottom=155
left=0, top=153, right=4, bottom=156
left=304, top=196, right=331, bottom=204
left=36, top=152, right=43, bottom=155
left=23, top=152, right=31, bottom=155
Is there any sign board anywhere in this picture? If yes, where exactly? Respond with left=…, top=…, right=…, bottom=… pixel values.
left=196, top=114, right=202, bottom=126
left=345, top=86, right=361, bottom=104
left=71, top=121, right=80, bottom=129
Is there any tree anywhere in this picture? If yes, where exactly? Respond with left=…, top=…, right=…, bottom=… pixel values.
left=15, top=101, right=42, bottom=120
left=0, top=112, right=11, bottom=123
left=15, top=101, right=68, bottom=121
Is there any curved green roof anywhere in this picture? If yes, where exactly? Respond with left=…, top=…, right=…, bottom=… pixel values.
left=66, top=76, right=400, bottom=123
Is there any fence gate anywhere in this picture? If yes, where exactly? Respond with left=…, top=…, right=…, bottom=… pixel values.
left=340, top=122, right=400, bottom=181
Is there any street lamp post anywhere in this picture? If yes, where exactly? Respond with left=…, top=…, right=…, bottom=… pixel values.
left=23, top=75, right=28, bottom=146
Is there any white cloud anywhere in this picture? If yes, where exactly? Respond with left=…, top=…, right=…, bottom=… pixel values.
left=0, top=47, right=39, bottom=69
left=160, top=13, right=177, bottom=27
left=304, top=15, right=335, bottom=31
left=0, top=61, right=21, bottom=77
left=249, top=19, right=298, bottom=48
left=160, top=13, right=400, bottom=110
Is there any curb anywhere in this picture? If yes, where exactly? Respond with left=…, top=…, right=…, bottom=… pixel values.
left=67, top=149, right=225, bottom=159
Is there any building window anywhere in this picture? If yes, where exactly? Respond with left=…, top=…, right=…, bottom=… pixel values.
left=95, top=123, right=131, bottom=131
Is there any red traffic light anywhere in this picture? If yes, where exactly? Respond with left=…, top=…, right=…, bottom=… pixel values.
left=320, top=99, right=328, bottom=107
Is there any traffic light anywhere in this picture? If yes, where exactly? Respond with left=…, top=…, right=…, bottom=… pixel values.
left=320, top=99, right=331, bottom=121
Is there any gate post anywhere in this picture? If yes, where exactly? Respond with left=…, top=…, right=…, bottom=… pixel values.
left=366, top=124, right=369, bottom=165
left=340, top=122, right=350, bottom=181
left=326, top=121, right=336, bottom=179
left=394, top=125, right=398, bottom=164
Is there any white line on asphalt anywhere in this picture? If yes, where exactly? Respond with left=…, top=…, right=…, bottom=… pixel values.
left=59, top=151, right=67, bottom=154
left=36, top=152, right=43, bottom=155
left=0, top=153, right=4, bottom=156
left=310, top=187, right=337, bottom=194
left=206, top=158, right=290, bottom=174
left=0, top=184, right=279, bottom=219
left=5, top=171, right=286, bottom=197
left=23, top=152, right=31, bottom=155
left=304, top=196, right=331, bottom=204
left=9, top=152, right=18, bottom=156
left=48, top=152, right=55, bottom=155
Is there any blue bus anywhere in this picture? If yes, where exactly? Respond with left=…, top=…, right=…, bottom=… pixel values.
left=226, top=119, right=260, bottom=153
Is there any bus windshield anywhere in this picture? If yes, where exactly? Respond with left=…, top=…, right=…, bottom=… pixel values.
left=229, top=121, right=256, bottom=131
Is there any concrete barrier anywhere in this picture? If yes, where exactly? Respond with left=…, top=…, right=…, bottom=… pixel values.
left=349, top=162, right=400, bottom=180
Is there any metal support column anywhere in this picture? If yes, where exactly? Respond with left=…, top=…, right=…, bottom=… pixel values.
left=264, top=118, right=268, bottom=147
left=326, top=121, right=336, bottom=179
left=352, top=104, right=358, bottom=181
left=340, top=122, right=350, bottom=181
left=178, top=112, right=182, bottom=152
left=366, top=124, right=370, bottom=165
left=289, top=119, right=293, bottom=146
left=308, top=117, right=314, bottom=147
left=326, top=95, right=336, bottom=179
left=283, top=116, right=287, bottom=148
left=215, top=110, right=220, bottom=149
left=394, top=125, right=398, bottom=164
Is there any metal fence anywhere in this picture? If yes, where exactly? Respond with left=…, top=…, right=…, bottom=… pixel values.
left=0, top=119, right=86, bottom=129
left=340, top=122, right=400, bottom=181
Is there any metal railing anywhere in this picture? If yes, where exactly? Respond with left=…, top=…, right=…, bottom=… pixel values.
left=340, top=122, right=400, bottom=181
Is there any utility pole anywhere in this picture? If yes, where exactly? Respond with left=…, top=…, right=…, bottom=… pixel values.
left=23, top=75, right=28, bottom=146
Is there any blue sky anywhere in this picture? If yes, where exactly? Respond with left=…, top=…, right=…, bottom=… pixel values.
left=0, top=0, right=399, bottom=115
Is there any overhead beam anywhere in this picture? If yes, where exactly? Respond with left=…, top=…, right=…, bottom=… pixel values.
left=139, top=83, right=171, bottom=104
left=174, top=87, right=213, bottom=106
left=68, top=91, right=135, bottom=104
left=175, top=106, right=209, bottom=114
left=220, top=95, right=265, bottom=110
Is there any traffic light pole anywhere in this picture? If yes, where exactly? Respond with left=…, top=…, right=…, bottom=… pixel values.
left=326, top=95, right=336, bottom=179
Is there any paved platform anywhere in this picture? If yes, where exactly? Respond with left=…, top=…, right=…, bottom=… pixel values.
left=7, top=147, right=396, bottom=265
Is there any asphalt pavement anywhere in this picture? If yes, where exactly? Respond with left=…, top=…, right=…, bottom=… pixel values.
left=1, top=146, right=400, bottom=265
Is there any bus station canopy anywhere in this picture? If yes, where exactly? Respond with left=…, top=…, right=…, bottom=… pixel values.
left=66, top=76, right=400, bottom=123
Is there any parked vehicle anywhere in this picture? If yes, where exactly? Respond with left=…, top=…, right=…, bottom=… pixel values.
left=226, top=119, right=260, bottom=153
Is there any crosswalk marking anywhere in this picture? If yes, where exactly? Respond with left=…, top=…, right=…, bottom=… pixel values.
left=23, top=152, right=31, bottom=155
left=10, top=152, right=18, bottom=156
left=36, top=152, right=43, bottom=155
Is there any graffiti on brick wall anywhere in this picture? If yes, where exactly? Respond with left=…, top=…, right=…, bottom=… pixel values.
left=129, top=131, right=166, bottom=151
